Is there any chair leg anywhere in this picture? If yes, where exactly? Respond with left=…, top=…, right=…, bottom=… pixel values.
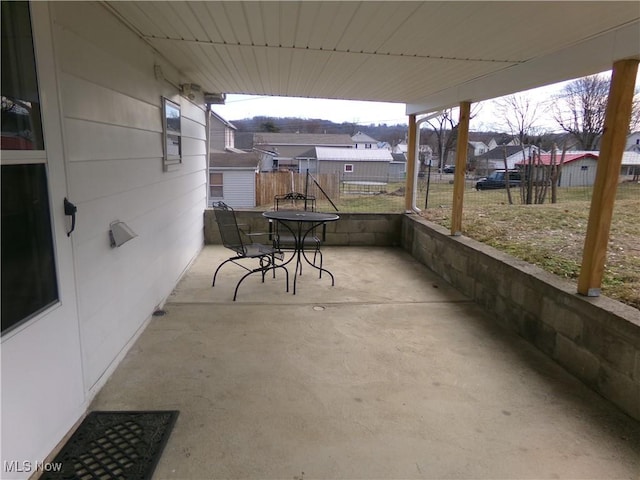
left=317, top=247, right=323, bottom=278
left=212, top=258, right=236, bottom=286
left=232, top=261, right=290, bottom=301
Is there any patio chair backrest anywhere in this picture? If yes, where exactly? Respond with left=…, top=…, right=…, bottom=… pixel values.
left=274, top=192, right=316, bottom=211
left=213, top=201, right=246, bottom=256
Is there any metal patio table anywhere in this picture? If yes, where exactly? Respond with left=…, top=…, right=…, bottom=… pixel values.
left=262, top=210, right=339, bottom=294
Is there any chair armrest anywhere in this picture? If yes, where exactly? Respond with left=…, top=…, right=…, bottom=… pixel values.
left=238, top=224, right=269, bottom=240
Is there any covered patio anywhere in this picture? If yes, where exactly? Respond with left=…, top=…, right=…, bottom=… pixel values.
left=89, top=246, right=639, bottom=478
left=3, top=3, right=639, bottom=477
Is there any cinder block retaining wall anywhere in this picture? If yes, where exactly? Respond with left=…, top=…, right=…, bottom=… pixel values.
left=203, top=210, right=403, bottom=246
left=204, top=209, right=640, bottom=419
left=402, top=213, right=640, bottom=420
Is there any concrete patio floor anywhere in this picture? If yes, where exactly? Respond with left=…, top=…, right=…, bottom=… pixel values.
left=90, top=246, right=640, bottom=479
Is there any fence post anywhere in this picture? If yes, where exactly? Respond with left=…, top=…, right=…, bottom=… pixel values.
left=405, top=114, right=417, bottom=211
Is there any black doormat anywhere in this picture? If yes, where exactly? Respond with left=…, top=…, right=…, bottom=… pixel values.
left=41, top=410, right=179, bottom=480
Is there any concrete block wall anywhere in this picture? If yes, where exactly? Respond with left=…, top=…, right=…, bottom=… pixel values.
left=402, top=213, right=640, bottom=420
left=204, top=209, right=403, bottom=246
left=204, top=208, right=640, bottom=419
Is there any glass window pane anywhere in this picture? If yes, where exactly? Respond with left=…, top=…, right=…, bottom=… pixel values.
left=2, top=164, right=59, bottom=333
left=1, top=1, right=44, bottom=150
left=165, top=133, right=181, bottom=157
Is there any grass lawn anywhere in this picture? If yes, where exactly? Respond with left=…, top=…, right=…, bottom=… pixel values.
left=259, top=180, right=639, bottom=309
left=420, top=183, right=640, bottom=310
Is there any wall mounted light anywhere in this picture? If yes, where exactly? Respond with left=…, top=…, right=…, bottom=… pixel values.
left=180, top=83, right=201, bottom=100
left=204, top=92, right=226, bottom=104
left=109, top=220, right=137, bottom=248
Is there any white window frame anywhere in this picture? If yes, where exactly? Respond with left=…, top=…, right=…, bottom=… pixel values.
left=209, top=171, right=223, bottom=199
left=344, top=164, right=354, bottom=173
left=162, top=97, right=182, bottom=171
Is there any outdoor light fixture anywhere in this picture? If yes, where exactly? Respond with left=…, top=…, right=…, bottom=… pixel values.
left=180, top=83, right=201, bottom=100
left=109, top=220, right=137, bottom=248
left=204, top=92, right=226, bottom=104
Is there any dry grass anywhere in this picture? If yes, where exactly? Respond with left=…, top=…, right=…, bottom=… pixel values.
left=420, top=197, right=640, bottom=310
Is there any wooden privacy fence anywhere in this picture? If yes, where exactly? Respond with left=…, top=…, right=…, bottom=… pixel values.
left=256, top=172, right=340, bottom=207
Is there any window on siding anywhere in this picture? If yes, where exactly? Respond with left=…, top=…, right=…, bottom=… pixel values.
left=344, top=164, right=354, bottom=173
left=210, top=172, right=223, bottom=198
left=1, top=1, right=44, bottom=150
left=225, top=128, right=233, bottom=149
left=162, top=97, right=181, bottom=171
left=1, top=1, right=59, bottom=334
left=365, top=143, right=372, bottom=149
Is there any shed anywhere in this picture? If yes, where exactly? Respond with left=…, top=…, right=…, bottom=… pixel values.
left=305, top=147, right=393, bottom=183
left=516, top=152, right=599, bottom=187
left=209, top=152, right=260, bottom=208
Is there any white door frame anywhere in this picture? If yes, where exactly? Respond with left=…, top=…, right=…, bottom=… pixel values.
left=1, top=2, right=85, bottom=472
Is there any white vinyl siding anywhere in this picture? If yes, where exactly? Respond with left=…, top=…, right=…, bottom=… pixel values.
left=51, top=1, right=207, bottom=392
left=559, top=159, right=598, bottom=187
left=215, top=170, right=256, bottom=208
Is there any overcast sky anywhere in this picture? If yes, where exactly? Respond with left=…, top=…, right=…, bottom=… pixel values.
left=212, top=70, right=638, bottom=133
left=213, top=84, right=566, bottom=132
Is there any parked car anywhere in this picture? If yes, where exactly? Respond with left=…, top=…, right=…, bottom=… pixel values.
left=475, top=170, right=521, bottom=190
left=443, top=165, right=455, bottom=174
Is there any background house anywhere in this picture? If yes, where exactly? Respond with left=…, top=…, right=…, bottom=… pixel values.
left=351, top=131, right=379, bottom=149
left=473, top=145, right=541, bottom=176
left=486, top=135, right=518, bottom=151
left=518, top=151, right=640, bottom=186
left=300, top=146, right=394, bottom=183
left=390, top=152, right=408, bottom=180
left=208, top=110, right=242, bottom=153
left=516, top=152, right=599, bottom=187
left=209, top=152, right=260, bottom=207
left=253, top=132, right=354, bottom=172
left=468, top=140, right=488, bottom=156
left=626, top=132, right=640, bottom=152
left=621, top=151, right=640, bottom=179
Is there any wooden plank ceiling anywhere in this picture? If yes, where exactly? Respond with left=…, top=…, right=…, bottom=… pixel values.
left=104, top=1, right=640, bottom=114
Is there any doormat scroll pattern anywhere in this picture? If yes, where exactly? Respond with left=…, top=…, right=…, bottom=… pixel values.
left=40, top=410, right=179, bottom=480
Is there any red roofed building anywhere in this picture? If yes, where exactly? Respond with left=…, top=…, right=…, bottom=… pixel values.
left=517, top=152, right=599, bottom=187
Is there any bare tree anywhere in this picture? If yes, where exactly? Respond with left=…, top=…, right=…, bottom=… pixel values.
left=424, top=106, right=481, bottom=171
left=493, top=93, right=548, bottom=204
left=494, top=94, right=545, bottom=146
left=424, top=109, right=458, bottom=172
left=553, top=73, right=611, bottom=150
left=630, top=87, right=640, bottom=133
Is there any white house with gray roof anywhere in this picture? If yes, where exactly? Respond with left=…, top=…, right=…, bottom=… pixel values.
left=351, top=131, right=379, bottom=149
left=209, top=152, right=260, bottom=207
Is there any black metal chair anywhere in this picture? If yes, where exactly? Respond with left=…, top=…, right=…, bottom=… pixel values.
left=212, top=201, right=288, bottom=300
left=271, top=192, right=324, bottom=275
left=274, top=192, right=316, bottom=212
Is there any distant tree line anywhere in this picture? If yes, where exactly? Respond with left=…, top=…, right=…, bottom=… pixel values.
left=231, top=116, right=409, bottom=146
